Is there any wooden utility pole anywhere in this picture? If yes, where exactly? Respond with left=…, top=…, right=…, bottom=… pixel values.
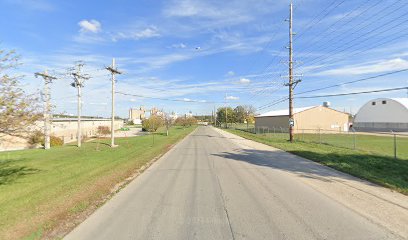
left=106, top=58, right=122, bottom=148
left=225, top=93, right=228, bottom=128
left=70, top=63, right=89, bottom=147
left=287, top=1, right=301, bottom=142
left=289, top=1, right=294, bottom=142
left=35, top=70, right=57, bottom=150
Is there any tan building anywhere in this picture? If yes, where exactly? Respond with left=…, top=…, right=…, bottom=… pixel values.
left=0, top=118, right=124, bottom=151
left=255, top=106, right=349, bottom=133
left=129, top=107, right=146, bottom=124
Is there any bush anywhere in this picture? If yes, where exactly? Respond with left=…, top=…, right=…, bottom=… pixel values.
left=175, top=117, right=197, bottom=127
left=97, top=126, right=111, bottom=135
left=28, top=131, right=63, bottom=147
left=50, top=136, right=63, bottom=146
left=142, top=115, right=164, bottom=132
left=28, top=130, right=43, bottom=145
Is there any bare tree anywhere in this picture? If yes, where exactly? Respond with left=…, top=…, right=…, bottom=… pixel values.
left=164, top=114, right=172, bottom=136
left=0, top=49, right=40, bottom=138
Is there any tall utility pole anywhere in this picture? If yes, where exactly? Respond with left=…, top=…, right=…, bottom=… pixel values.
left=284, top=1, right=302, bottom=142
left=70, top=63, right=89, bottom=147
left=288, top=1, right=294, bottom=142
left=35, top=70, right=57, bottom=150
left=106, top=58, right=122, bottom=148
left=225, top=93, right=228, bottom=129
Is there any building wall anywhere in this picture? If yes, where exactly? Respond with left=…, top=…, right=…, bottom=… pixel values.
left=294, top=106, right=349, bottom=132
left=0, top=134, right=32, bottom=151
left=255, top=106, right=349, bottom=133
left=0, top=119, right=124, bottom=151
left=255, top=116, right=289, bottom=130
left=51, top=119, right=124, bottom=143
left=353, top=122, right=408, bottom=132
left=129, top=108, right=145, bottom=124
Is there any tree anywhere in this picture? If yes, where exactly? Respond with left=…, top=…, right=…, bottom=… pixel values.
left=174, top=116, right=197, bottom=128
left=142, top=115, right=164, bottom=132
left=234, top=105, right=246, bottom=123
left=0, top=49, right=40, bottom=138
left=216, top=107, right=235, bottom=125
left=164, top=114, right=172, bottom=136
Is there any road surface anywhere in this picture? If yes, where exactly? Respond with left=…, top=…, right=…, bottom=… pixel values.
left=65, top=126, right=407, bottom=240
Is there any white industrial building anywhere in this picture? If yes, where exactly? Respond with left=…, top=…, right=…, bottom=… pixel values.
left=353, top=98, right=408, bottom=132
left=0, top=118, right=124, bottom=151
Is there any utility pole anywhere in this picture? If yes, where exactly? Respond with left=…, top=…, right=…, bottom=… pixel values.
left=225, top=93, right=228, bottom=129
left=106, top=58, right=122, bottom=148
left=35, top=70, right=57, bottom=150
left=214, top=105, right=216, bottom=126
left=70, top=63, right=89, bottom=147
left=285, top=1, right=302, bottom=142
left=288, top=1, right=294, bottom=142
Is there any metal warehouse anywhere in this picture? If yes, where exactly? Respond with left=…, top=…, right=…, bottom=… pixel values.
left=353, top=98, right=408, bottom=132
left=255, top=105, right=350, bottom=133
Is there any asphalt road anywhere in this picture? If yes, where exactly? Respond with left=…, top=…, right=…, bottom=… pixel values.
left=65, top=126, right=404, bottom=240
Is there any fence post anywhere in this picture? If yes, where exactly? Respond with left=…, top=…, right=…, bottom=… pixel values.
left=353, top=129, right=356, bottom=150
left=392, top=131, right=397, bottom=160
left=319, top=128, right=322, bottom=144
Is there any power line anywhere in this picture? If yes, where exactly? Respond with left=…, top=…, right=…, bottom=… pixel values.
left=297, top=68, right=408, bottom=95
left=298, top=4, right=408, bottom=68
left=294, top=0, right=346, bottom=40
left=296, top=0, right=385, bottom=56
left=297, top=86, right=408, bottom=99
left=116, top=91, right=224, bottom=104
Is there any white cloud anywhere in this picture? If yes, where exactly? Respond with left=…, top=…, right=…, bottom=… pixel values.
left=315, top=58, right=408, bottom=76
left=78, top=20, right=102, bottom=33
left=239, top=78, right=251, bottom=84
left=170, top=43, right=187, bottom=49
left=226, top=95, right=239, bottom=100
left=226, top=71, right=235, bottom=76
left=113, top=26, right=160, bottom=41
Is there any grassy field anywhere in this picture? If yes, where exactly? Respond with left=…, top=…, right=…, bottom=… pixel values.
left=0, top=126, right=196, bottom=240
left=233, top=127, right=408, bottom=160
left=226, top=128, right=408, bottom=195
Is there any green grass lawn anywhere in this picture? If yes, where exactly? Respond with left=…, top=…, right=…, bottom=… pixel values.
left=294, top=132, right=408, bottom=159
left=226, top=129, right=408, bottom=195
left=233, top=127, right=408, bottom=160
left=0, top=126, right=196, bottom=240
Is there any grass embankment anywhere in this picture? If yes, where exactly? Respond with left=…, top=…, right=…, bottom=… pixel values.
left=0, top=126, right=196, bottom=240
left=226, top=129, right=408, bottom=195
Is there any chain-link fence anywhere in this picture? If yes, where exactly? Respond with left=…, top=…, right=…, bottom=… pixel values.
left=231, top=125, right=408, bottom=160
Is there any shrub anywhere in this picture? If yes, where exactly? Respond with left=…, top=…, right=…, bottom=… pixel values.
left=97, top=126, right=111, bottom=135
left=50, top=136, right=63, bottom=146
left=175, top=117, right=197, bottom=127
left=28, top=131, right=63, bottom=147
left=142, top=115, right=164, bottom=132
left=28, top=130, right=43, bottom=145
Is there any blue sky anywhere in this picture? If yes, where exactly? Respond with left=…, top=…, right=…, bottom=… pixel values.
left=1, top=0, right=407, bottom=117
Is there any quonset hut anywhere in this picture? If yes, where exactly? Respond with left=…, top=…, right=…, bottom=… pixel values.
left=353, top=98, right=408, bottom=132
